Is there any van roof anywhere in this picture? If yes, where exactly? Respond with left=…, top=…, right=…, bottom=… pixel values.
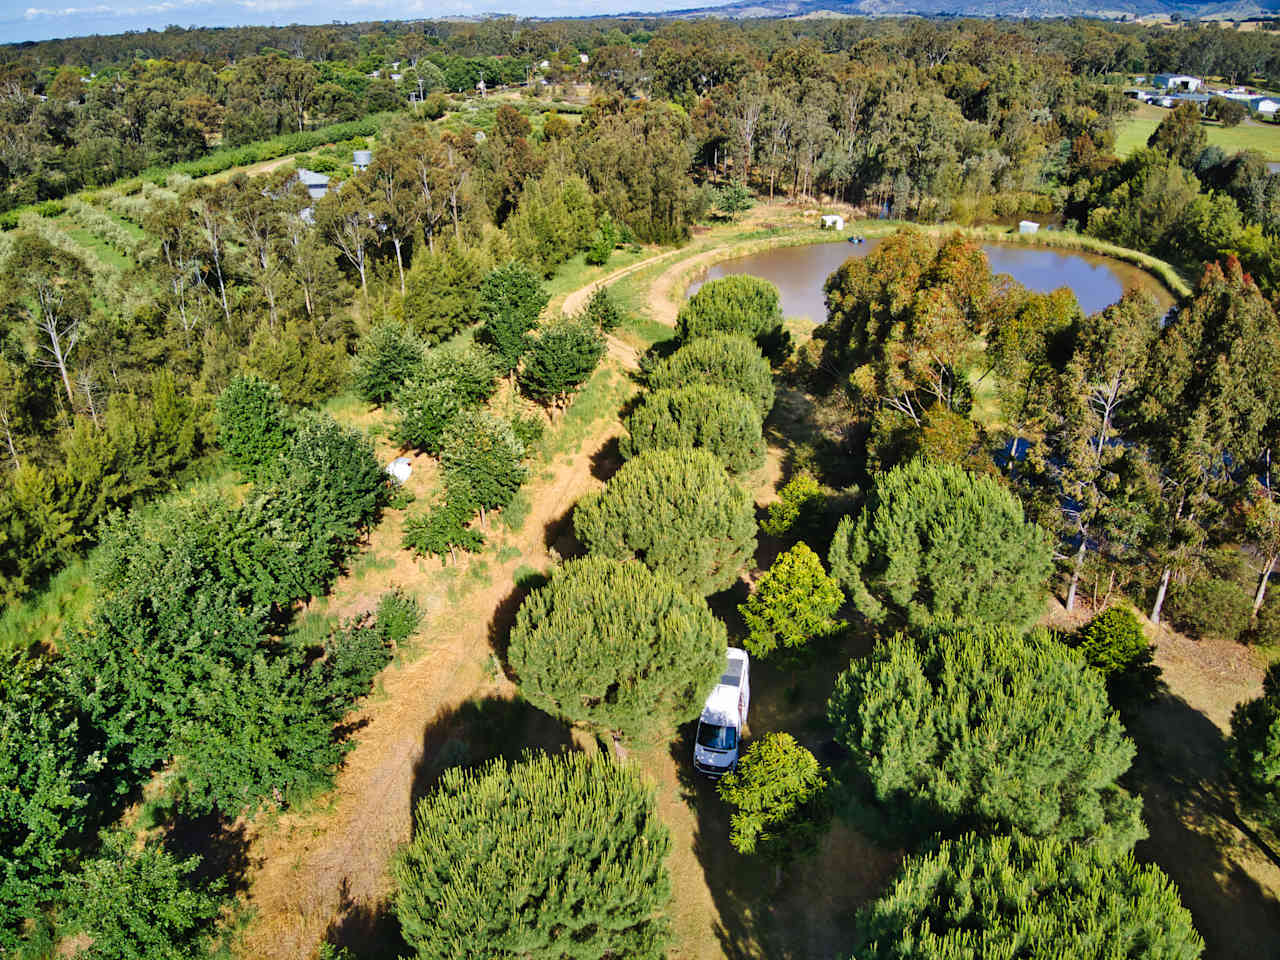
left=701, top=648, right=747, bottom=726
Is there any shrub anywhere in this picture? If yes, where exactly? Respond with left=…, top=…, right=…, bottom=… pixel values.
left=574, top=448, right=758, bottom=595
left=621, top=385, right=765, bottom=475
left=70, top=831, right=223, bottom=960
left=394, top=751, right=671, bottom=960
left=1069, top=605, right=1162, bottom=706
left=647, top=333, right=775, bottom=419
left=583, top=285, right=623, bottom=332
left=1168, top=575, right=1253, bottom=643
left=520, top=316, right=605, bottom=409
left=1227, top=662, right=1280, bottom=833
left=402, top=490, right=485, bottom=564
left=393, top=377, right=467, bottom=453
left=508, top=556, right=726, bottom=740
left=678, top=275, right=789, bottom=360
left=852, top=832, right=1204, bottom=960
left=739, top=542, right=845, bottom=659
left=827, top=622, right=1144, bottom=853
left=351, top=320, right=426, bottom=404
left=717, top=732, right=830, bottom=861
left=214, top=374, right=292, bottom=480
left=829, top=458, right=1051, bottom=631
left=761, top=471, right=823, bottom=537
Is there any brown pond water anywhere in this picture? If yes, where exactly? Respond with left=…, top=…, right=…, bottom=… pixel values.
left=686, top=238, right=1176, bottom=321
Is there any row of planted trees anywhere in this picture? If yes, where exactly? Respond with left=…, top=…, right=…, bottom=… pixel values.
left=384, top=271, right=1207, bottom=958
left=1, top=374, right=422, bottom=955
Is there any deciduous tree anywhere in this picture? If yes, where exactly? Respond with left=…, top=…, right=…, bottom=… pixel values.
left=519, top=316, right=604, bottom=411
left=439, top=409, right=527, bottom=525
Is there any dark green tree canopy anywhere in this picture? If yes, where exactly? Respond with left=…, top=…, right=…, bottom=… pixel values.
left=621, top=384, right=766, bottom=475
left=70, top=831, right=224, bottom=960
left=647, top=333, right=775, bottom=419
left=677, top=275, right=787, bottom=358
left=853, top=831, right=1203, bottom=960
left=829, top=458, right=1052, bottom=630
left=351, top=320, right=426, bottom=404
left=574, top=448, right=758, bottom=595
left=401, top=241, right=490, bottom=344
left=520, top=316, right=605, bottom=408
left=214, top=374, right=292, bottom=480
left=393, top=377, right=467, bottom=454
left=476, top=261, right=550, bottom=372
left=1227, top=662, right=1280, bottom=833
left=418, top=339, right=501, bottom=406
left=827, top=623, right=1144, bottom=853
left=1148, top=102, right=1208, bottom=168
left=395, top=750, right=672, bottom=960
left=508, top=555, right=727, bottom=739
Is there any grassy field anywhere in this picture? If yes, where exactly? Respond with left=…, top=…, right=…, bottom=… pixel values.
left=1116, top=100, right=1280, bottom=160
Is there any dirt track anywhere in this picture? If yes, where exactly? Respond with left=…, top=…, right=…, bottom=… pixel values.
left=234, top=360, right=637, bottom=960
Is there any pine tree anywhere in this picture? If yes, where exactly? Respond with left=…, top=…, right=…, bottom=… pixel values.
left=508, top=555, right=726, bottom=740
left=1068, top=605, right=1162, bottom=707
left=395, top=751, right=672, bottom=960
left=647, top=333, right=775, bottom=419
left=761, top=471, right=823, bottom=538
left=827, top=622, right=1145, bottom=853
left=621, top=384, right=766, bottom=475
left=717, top=732, right=830, bottom=861
left=584, top=285, right=624, bottom=332
left=519, top=316, right=604, bottom=411
left=574, top=448, right=758, bottom=595
left=1227, top=662, right=1280, bottom=834
left=829, top=458, right=1051, bottom=630
left=678, top=275, right=788, bottom=360
left=853, top=832, right=1203, bottom=960
left=739, top=542, right=845, bottom=659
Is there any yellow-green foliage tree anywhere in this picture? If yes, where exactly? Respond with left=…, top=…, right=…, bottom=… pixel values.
left=739, top=542, right=845, bottom=659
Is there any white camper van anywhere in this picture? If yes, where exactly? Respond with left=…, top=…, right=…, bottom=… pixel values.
left=693, top=647, right=750, bottom=777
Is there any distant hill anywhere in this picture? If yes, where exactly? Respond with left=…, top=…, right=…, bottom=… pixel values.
left=628, top=0, right=1280, bottom=20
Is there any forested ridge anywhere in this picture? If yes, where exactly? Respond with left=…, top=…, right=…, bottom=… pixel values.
left=4, top=10, right=1280, bottom=960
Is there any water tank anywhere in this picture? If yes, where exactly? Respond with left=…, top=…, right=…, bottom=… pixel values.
left=353, top=149, right=372, bottom=170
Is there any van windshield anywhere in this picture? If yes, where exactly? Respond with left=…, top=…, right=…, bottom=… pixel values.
left=697, top=722, right=737, bottom=751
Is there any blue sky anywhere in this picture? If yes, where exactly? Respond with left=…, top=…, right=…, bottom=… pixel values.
left=0, top=0, right=716, bottom=45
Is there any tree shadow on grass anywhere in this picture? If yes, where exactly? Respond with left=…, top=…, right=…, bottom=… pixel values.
left=322, top=695, right=577, bottom=959
left=1127, top=691, right=1280, bottom=960
left=158, top=810, right=255, bottom=897
left=590, top=434, right=623, bottom=482
left=542, top=503, right=581, bottom=558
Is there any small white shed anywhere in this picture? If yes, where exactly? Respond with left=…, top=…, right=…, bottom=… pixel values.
left=1019, top=220, right=1040, bottom=234
left=821, top=214, right=845, bottom=231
